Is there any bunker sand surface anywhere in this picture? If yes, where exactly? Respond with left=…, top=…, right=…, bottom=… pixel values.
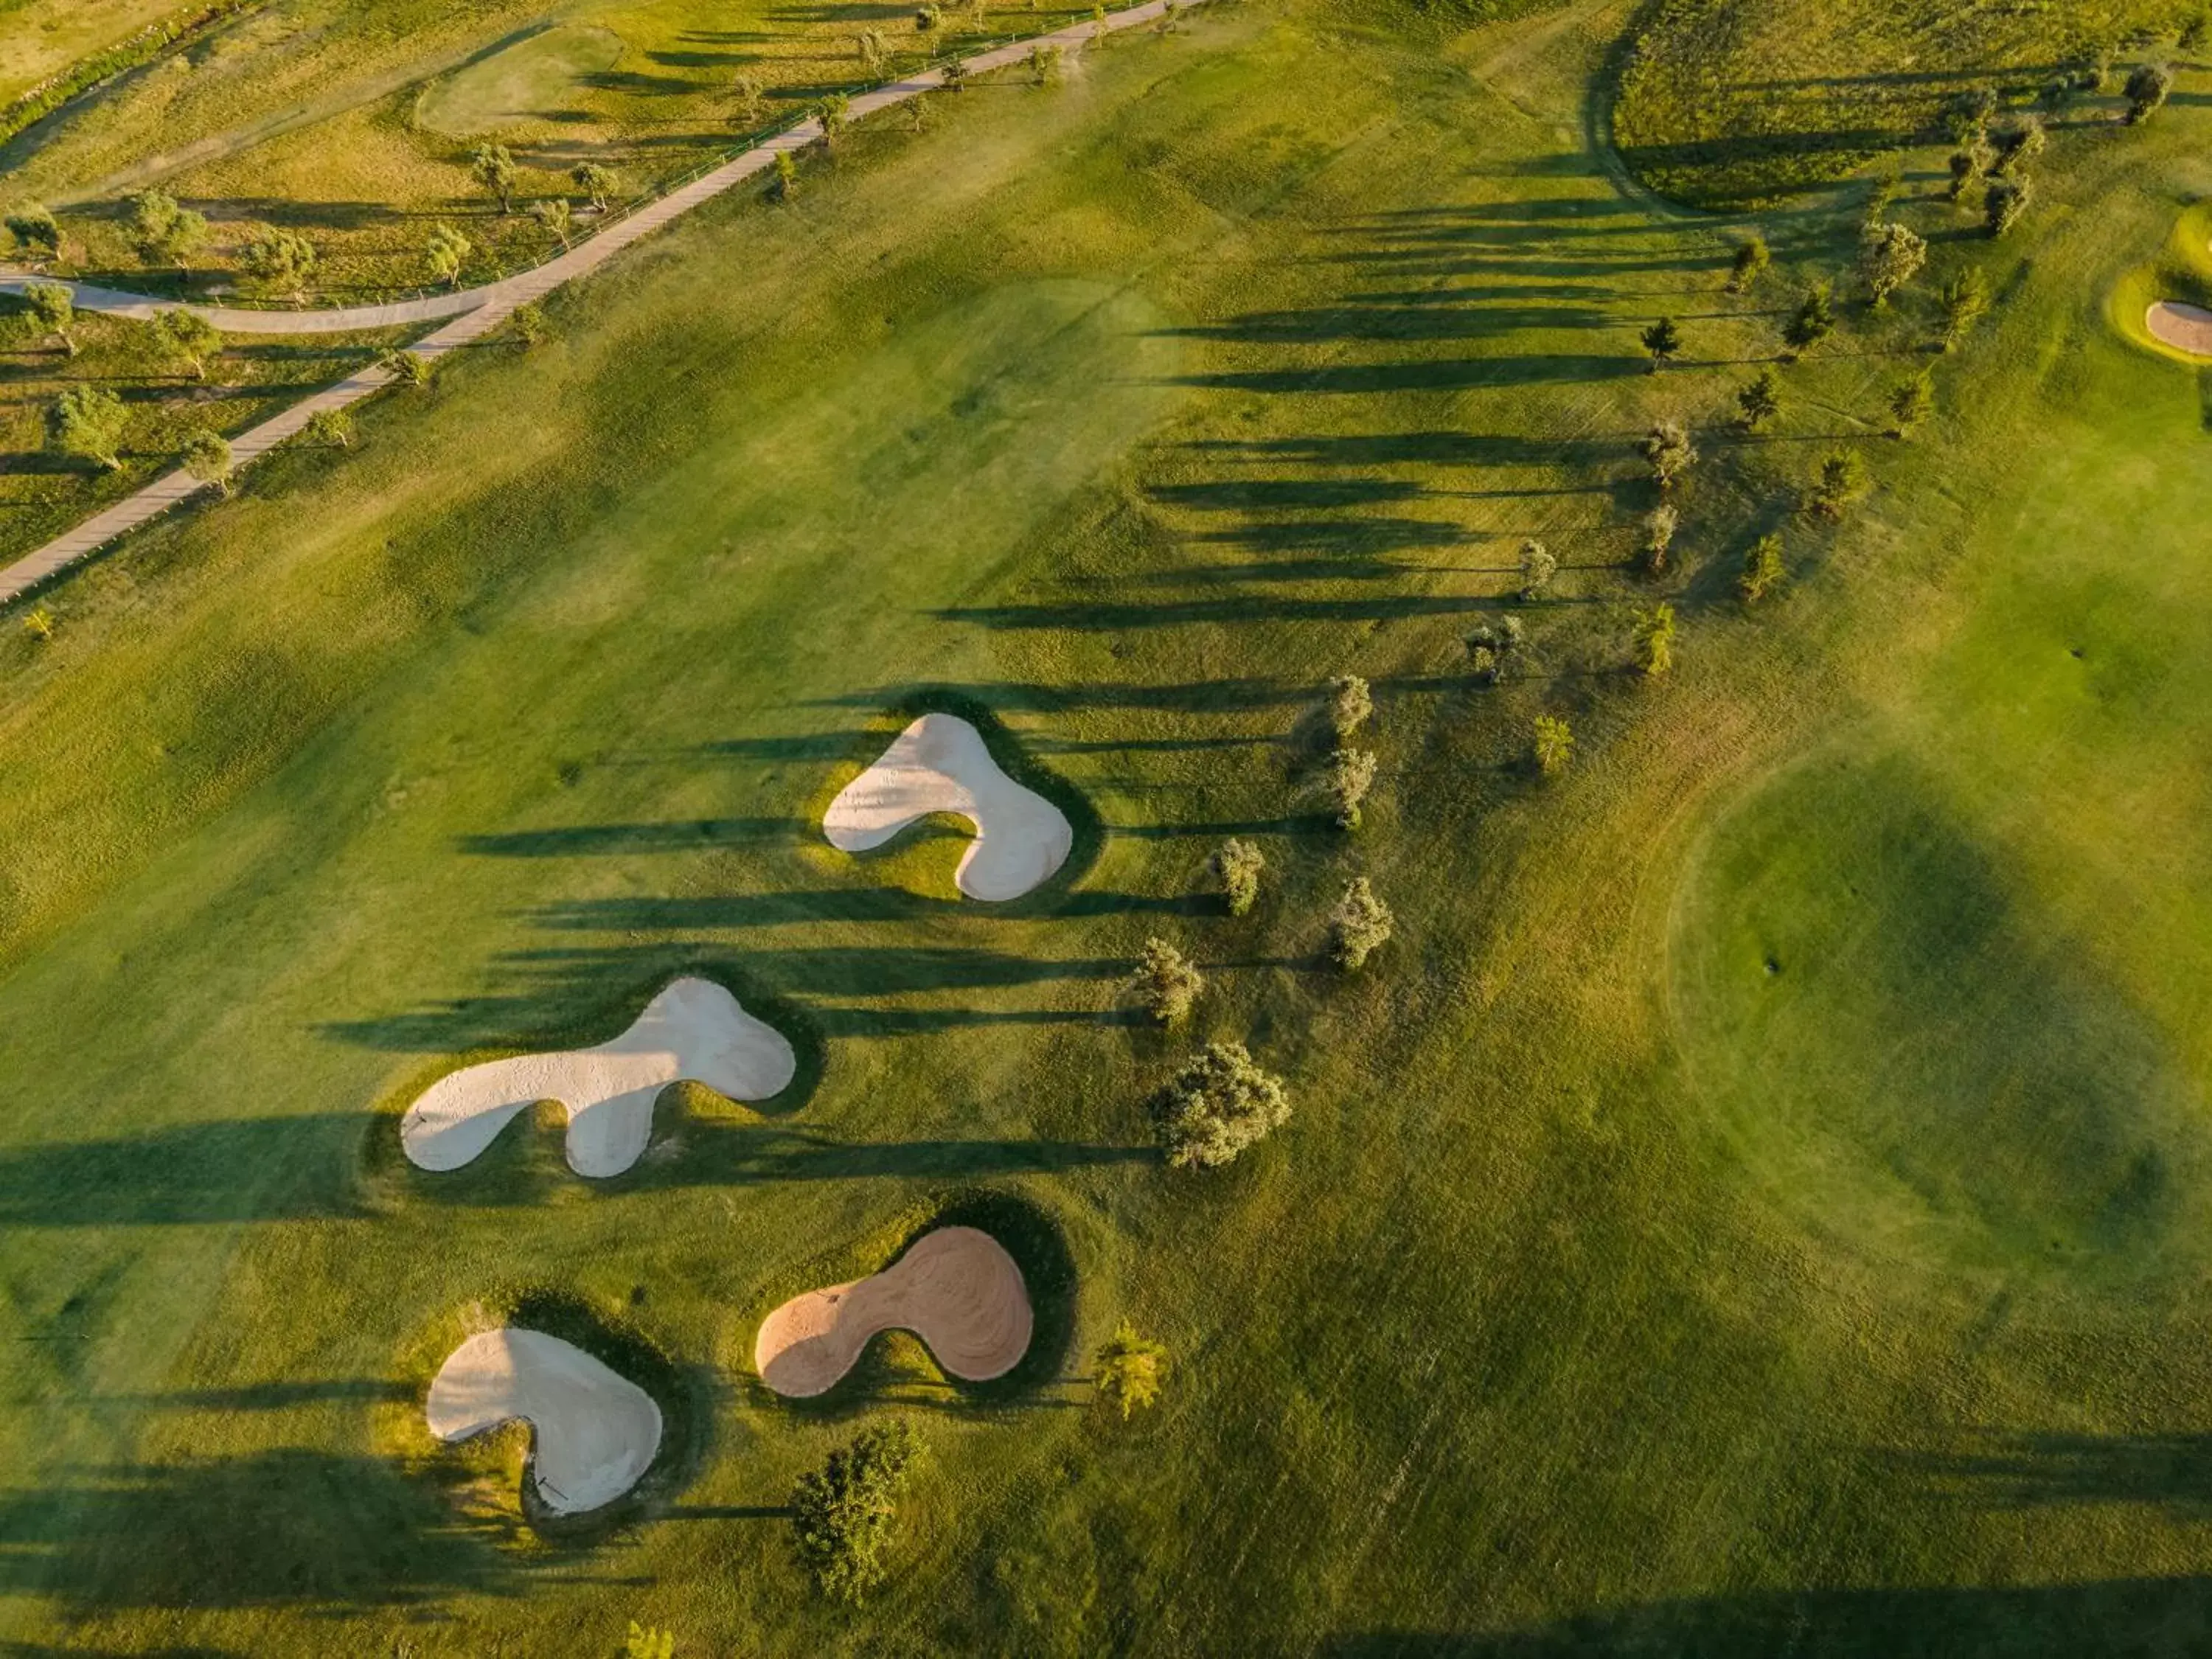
left=824, top=713, right=1074, bottom=901
left=754, top=1225, right=1034, bottom=1397
left=400, top=976, right=796, bottom=1178
left=2147, top=300, right=2212, bottom=358
left=426, top=1328, right=662, bottom=1515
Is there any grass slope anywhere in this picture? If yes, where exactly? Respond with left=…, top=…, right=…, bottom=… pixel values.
left=3, top=0, right=2212, bottom=1654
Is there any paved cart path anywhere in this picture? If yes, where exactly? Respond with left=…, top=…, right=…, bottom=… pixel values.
left=0, top=1, right=1183, bottom=607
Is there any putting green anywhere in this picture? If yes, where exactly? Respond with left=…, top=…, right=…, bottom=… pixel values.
left=1669, top=741, right=2212, bottom=1282
left=414, top=24, right=625, bottom=137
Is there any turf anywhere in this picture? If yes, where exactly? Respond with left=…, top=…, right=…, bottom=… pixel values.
left=413, top=23, right=627, bottom=139
left=4, top=0, right=2212, bottom=1653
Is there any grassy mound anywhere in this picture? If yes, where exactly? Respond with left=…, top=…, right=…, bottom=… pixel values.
left=413, top=23, right=625, bottom=139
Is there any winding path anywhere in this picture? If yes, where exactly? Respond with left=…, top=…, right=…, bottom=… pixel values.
left=0, top=0, right=1186, bottom=608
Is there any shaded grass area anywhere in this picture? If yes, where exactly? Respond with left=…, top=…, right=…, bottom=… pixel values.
left=3, top=0, right=2212, bottom=1654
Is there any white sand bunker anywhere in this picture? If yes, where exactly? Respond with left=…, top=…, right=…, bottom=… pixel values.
left=824, top=714, right=1074, bottom=901
left=400, top=976, right=796, bottom=1178
left=425, top=1328, right=662, bottom=1515
left=754, top=1225, right=1034, bottom=1398
left=2148, top=301, right=2212, bottom=358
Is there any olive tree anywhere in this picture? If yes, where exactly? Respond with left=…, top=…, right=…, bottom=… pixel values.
left=1150, top=1042, right=1290, bottom=1168
left=1985, top=176, right=2032, bottom=238
left=1327, top=877, right=1394, bottom=970
left=2126, top=62, right=2173, bottom=124
left=302, top=407, right=352, bottom=449
left=532, top=196, right=573, bottom=248
left=1206, top=837, right=1265, bottom=916
left=151, top=307, right=220, bottom=379
left=571, top=162, right=617, bottom=211
left=240, top=224, right=318, bottom=300
left=1093, top=1321, right=1169, bottom=1419
left=181, top=429, right=234, bottom=496
left=22, top=281, right=74, bottom=355
left=46, top=386, right=128, bottom=471
left=790, top=1421, right=927, bottom=1601
left=1325, top=673, right=1371, bottom=744
left=1858, top=221, right=1926, bottom=307
left=1642, top=503, right=1678, bottom=574
left=1641, top=420, right=1697, bottom=490
left=816, top=92, right=852, bottom=145
left=1465, top=613, right=1526, bottom=685
left=1321, top=746, right=1377, bottom=830
left=471, top=143, right=518, bottom=213
left=1127, top=937, right=1203, bottom=1024
left=377, top=347, right=434, bottom=389
left=1517, top=538, right=1556, bottom=603
left=131, top=188, right=207, bottom=267
left=425, top=223, right=471, bottom=288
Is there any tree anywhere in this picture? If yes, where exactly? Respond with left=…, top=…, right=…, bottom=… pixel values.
left=1093, top=1321, right=1168, bottom=1419
left=816, top=92, right=852, bottom=144
left=1465, top=613, right=1525, bottom=685
left=1206, top=838, right=1265, bottom=916
left=571, top=162, right=616, bottom=211
left=1985, top=176, right=2031, bottom=239
left=1888, top=368, right=1935, bottom=437
left=733, top=72, right=765, bottom=124
left=1327, top=877, right=1394, bottom=970
left=1642, top=502, right=1678, bottom=574
left=1785, top=281, right=1834, bottom=349
left=1127, top=937, right=1203, bottom=1024
left=622, top=1625, right=675, bottom=1659
left=1947, top=135, right=1994, bottom=201
left=425, top=222, right=471, bottom=288
left=150, top=307, right=220, bottom=380
left=1632, top=604, right=1677, bottom=678
left=1939, top=265, right=1990, bottom=350
left=1031, top=42, right=1065, bottom=84
left=771, top=151, right=799, bottom=202
left=2126, top=62, right=2173, bottom=123
left=302, top=407, right=352, bottom=449
left=1992, top=115, right=2046, bottom=174
left=532, top=196, right=573, bottom=248
left=21, top=606, right=55, bottom=642
left=4, top=203, right=59, bottom=257
left=1531, top=714, right=1573, bottom=779
left=1809, top=448, right=1870, bottom=518
left=378, top=347, right=433, bottom=389
left=1728, top=234, right=1770, bottom=293
left=1858, top=222, right=1926, bottom=307
left=1639, top=314, right=1683, bottom=371
left=916, top=2, right=942, bottom=27
left=471, top=143, right=518, bottom=214
left=1517, top=538, right=1556, bottom=603
left=131, top=188, right=206, bottom=267
left=1943, top=85, right=1997, bottom=142
left=1321, top=747, right=1377, bottom=830
left=1150, top=1042, right=1290, bottom=1168
left=1641, top=420, right=1697, bottom=490
left=939, top=54, right=968, bottom=92
left=509, top=301, right=547, bottom=347
left=1739, top=532, right=1785, bottom=602
left=46, top=385, right=128, bottom=471
left=22, top=281, right=74, bottom=356
left=1737, top=366, right=1781, bottom=432
left=1325, top=673, right=1371, bottom=744
left=790, top=1422, right=926, bottom=1602
left=239, top=224, right=317, bottom=301
left=856, top=27, right=888, bottom=69
left=181, top=428, right=234, bottom=496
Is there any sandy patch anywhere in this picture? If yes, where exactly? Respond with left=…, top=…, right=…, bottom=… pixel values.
left=754, top=1225, right=1034, bottom=1398
left=400, top=976, right=796, bottom=1178
left=426, top=1328, right=661, bottom=1515
left=2147, top=301, right=2212, bottom=358
left=824, top=714, right=1073, bottom=901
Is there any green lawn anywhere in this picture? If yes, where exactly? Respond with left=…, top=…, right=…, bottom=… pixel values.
left=5, top=0, right=2212, bottom=1652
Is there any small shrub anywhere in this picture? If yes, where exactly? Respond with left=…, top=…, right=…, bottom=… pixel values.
left=2126, top=62, right=2173, bottom=123
left=1728, top=235, right=1770, bottom=293
left=771, top=151, right=799, bottom=202
left=1992, top=116, right=2046, bottom=174
left=532, top=197, right=573, bottom=248
left=131, top=187, right=206, bottom=265
left=1947, top=136, right=1994, bottom=201
left=1127, top=937, right=1204, bottom=1025
left=1632, top=604, right=1677, bottom=678
left=816, top=91, right=852, bottom=143
left=424, top=222, right=471, bottom=288
left=1984, top=176, right=2032, bottom=238
left=1531, top=714, right=1573, bottom=778
left=1888, top=368, right=1935, bottom=437
left=623, top=1625, right=675, bottom=1659
left=1207, top=838, right=1265, bottom=916
left=21, top=607, right=55, bottom=641
left=1093, top=1321, right=1169, bottom=1419
left=790, top=1422, right=927, bottom=1602
left=22, top=281, right=74, bottom=355
left=1327, top=877, right=1394, bottom=970
left=1641, top=503, right=1678, bottom=574
left=239, top=224, right=318, bottom=299
left=1939, top=265, right=1990, bottom=350
left=1809, top=449, right=1870, bottom=518
left=4, top=202, right=59, bottom=256
left=1464, top=614, right=1525, bottom=684
left=180, top=429, right=233, bottom=496
left=1641, top=420, right=1697, bottom=490
left=377, top=348, right=433, bottom=389
left=1784, top=281, right=1834, bottom=349
left=1857, top=221, right=1926, bottom=307
left=571, top=161, right=616, bottom=210
left=1150, top=1042, right=1290, bottom=1168
left=1739, top=532, right=1785, bottom=602
left=509, top=302, right=547, bottom=347
left=302, top=408, right=352, bottom=449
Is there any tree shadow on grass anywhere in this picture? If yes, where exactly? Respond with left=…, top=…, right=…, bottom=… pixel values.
left=0, top=1450, right=529, bottom=1612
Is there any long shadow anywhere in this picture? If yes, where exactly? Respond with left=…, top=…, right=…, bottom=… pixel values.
left=1164, top=354, right=1645, bottom=394
left=1324, top=1575, right=2212, bottom=1655
left=1890, top=1430, right=2212, bottom=1516
left=0, top=1450, right=526, bottom=1610
left=524, top=886, right=1200, bottom=931
left=1155, top=302, right=1618, bottom=342
left=932, top=593, right=1495, bottom=630
left=457, top=817, right=807, bottom=856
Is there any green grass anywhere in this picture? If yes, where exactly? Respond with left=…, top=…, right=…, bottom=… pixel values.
left=413, top=23, right=627, bottom=139
left=0, top=0, right=193, bottom=106
left=6, top=0, right=2212, bottom=1652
